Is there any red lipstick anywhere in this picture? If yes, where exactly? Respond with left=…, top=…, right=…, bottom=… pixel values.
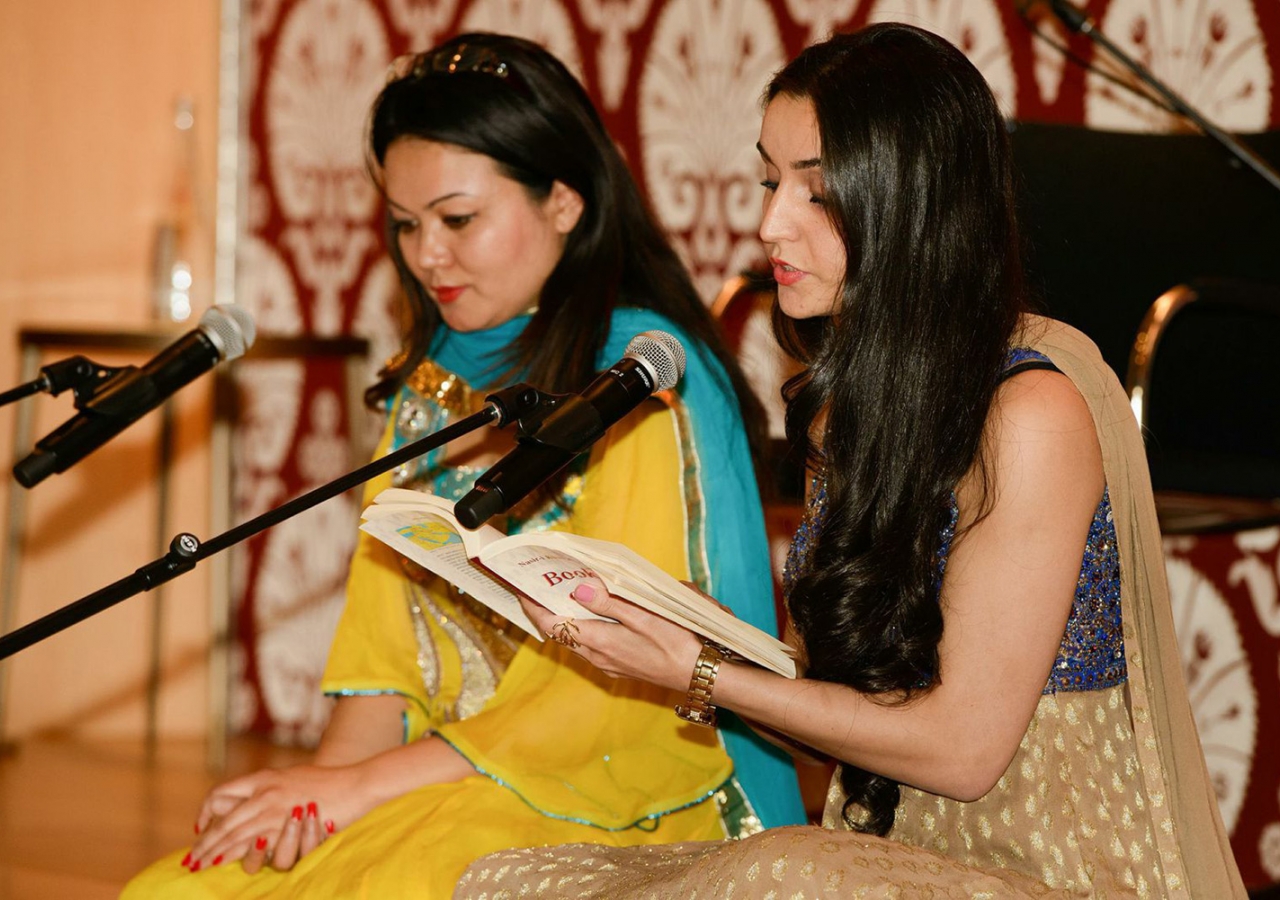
left=433, top=285, right=465, bottom=304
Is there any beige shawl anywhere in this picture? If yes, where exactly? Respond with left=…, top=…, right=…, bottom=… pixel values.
left=1027, top=315, right=1244, bottom=897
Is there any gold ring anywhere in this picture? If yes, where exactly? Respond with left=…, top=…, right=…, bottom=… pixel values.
left=549, top=618, right=581, bottom=650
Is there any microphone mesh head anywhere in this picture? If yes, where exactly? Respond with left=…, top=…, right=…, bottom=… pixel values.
left=199, top=305, right=258, bottom=361
left=626, top=330, right=685, bottom=391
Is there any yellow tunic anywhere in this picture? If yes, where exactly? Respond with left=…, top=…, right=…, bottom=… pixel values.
left=122, top=360, right=743, bottom=899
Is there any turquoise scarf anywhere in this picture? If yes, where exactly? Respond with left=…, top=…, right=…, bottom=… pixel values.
left=430, top=310, right=805, bottom=829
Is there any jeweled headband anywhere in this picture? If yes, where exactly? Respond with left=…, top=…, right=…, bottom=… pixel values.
left=386, top=42, right=510, bottom=83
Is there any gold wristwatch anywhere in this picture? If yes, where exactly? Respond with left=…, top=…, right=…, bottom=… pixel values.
left=675, top=641, right=728, bottom=727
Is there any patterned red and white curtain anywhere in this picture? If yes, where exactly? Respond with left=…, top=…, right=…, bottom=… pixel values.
left=229, top=0, right=1280, bottom=885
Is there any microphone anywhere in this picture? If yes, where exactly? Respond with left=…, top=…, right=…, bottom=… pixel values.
left=13, top=304, right=257, bottom=488
left=454, top=330, right=686, bottom=529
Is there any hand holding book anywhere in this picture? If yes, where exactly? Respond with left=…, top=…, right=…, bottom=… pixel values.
left=359, top=488, right=797, bottom=678
left=517, top=579, right=717, bottom=696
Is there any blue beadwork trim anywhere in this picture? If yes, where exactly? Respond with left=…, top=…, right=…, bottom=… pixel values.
left=782, top=476, right=824, bottom=598
left=1005, top=346, right=1052, bottom=368
left=1044, top=488, right=1127, bottom=693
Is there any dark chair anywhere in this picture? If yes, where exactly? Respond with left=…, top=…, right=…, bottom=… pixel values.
left=1010, top=123, right=1280, bottom=384
left=1124, top=279, right=1280, bottom=533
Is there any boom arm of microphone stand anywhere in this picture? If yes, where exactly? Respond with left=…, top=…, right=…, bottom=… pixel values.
left=1047, top=0, right=1280, bottom=194
left=0, top=387, right=556, bottom=660
left=0, top=356, right=129, bottom=409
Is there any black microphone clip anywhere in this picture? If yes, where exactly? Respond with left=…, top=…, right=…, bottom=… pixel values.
left=453, top=331, right=685, bottom=530
left=40, top=356, right=126, bottom=403
left=451, top=390, right=582, bottom=531
left=482, top=382, right=565, bottom=430
left=12, top=305, right=256, bottom=488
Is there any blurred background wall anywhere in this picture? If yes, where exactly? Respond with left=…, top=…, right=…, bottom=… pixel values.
left=0, top=0, right=221, bottom=742
left=2, top=0, right=1279, bottom=887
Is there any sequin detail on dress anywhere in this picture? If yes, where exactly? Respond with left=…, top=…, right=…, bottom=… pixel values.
left=1045, top=487, right=1125, bottom=692
left=389, top=357, right=585, bottom=531
left=997, top=348, right=1127, bottom=693
left=781, top=348, right=1126, bottom=695
left=1005, top=346, right=1052, bottom=369
left=781, top=479, right=825, bottom=599
left=930, top=488, right=1127, bottom=694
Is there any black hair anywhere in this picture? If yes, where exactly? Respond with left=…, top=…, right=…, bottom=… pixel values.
left=768, top=23, right=1027, bottom=835
left=365, top=33, right=764, bottom=493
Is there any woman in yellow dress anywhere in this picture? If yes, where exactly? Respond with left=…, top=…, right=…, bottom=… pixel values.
left=123, top=32, right=802, bottom=899
left=459, top=24, right=1247, bottom=898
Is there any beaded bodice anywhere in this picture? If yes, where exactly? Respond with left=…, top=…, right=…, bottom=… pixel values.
left=782, top=350, right=1126, bottom=695
left=387, top=356, right=586, bottom=532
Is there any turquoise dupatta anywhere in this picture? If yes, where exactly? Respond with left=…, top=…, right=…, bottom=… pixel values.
left=430, top=309, right=805, bottom=829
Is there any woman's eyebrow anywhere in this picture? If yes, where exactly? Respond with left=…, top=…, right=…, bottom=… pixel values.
left=755, top=143, right=820, bottom=170
left=386, top=192, right=471, bottom=215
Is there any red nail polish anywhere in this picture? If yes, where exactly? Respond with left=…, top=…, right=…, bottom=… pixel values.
left=191, top=860, right=202, bottom=873
left=255, top=836, right=268, bottom=851
left=306, top=801, right=318, bottom=818
left=324, top=819, right=335, bottom=834
left=291, top=805, right=304, bottom=821
left=181, top=852, right=191, bottom=867
left=193, top=821, right=200, bottom=834
left=213, top=855, right=223, bottom=866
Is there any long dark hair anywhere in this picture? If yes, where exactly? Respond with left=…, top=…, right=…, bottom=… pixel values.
left=771, top=24, right=1028, bottom=834
left=365, top=33, right=763, bottom=473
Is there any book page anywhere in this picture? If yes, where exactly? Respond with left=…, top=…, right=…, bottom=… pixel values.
left=603, top=573, right=796, bottom=678
left=361, top=488, right=507, bottom=557
left=359, top=489, right=796, bottom=675
left=478, top=543, right=613, bottom=622
left=487, top=531, right=797, bottom=677
left=359, top=506, right=541, bottom=639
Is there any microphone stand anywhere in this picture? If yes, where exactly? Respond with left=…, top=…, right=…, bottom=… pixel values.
left=0, top=383, right=551, bottom=661
left=1047, top=0, right=1280, bottom=194
left=0, top=356, right=125, bottom=408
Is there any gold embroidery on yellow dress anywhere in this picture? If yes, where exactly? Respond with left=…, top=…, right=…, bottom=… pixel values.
left=399, top=560, right=525, bottom=723
left=405, top=356, right=485, bottom=417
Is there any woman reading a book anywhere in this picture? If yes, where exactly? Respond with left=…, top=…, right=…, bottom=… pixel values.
left=123, top=32, right=802, bottom=898
left=457, top=24, right=1246, bottom=898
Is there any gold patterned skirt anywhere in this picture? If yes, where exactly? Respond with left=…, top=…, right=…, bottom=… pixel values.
left=455, top=687, right=1164, bottom=899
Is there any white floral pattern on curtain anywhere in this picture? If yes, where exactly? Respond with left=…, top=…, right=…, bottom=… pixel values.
left=235, top=0, right=1280, bottom=886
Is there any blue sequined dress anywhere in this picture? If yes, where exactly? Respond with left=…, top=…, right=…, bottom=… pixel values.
left=795, top=350, right=1165, bottom=894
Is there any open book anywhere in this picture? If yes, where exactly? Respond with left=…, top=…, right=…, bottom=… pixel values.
left=360, top=488, right=797, bottom=678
